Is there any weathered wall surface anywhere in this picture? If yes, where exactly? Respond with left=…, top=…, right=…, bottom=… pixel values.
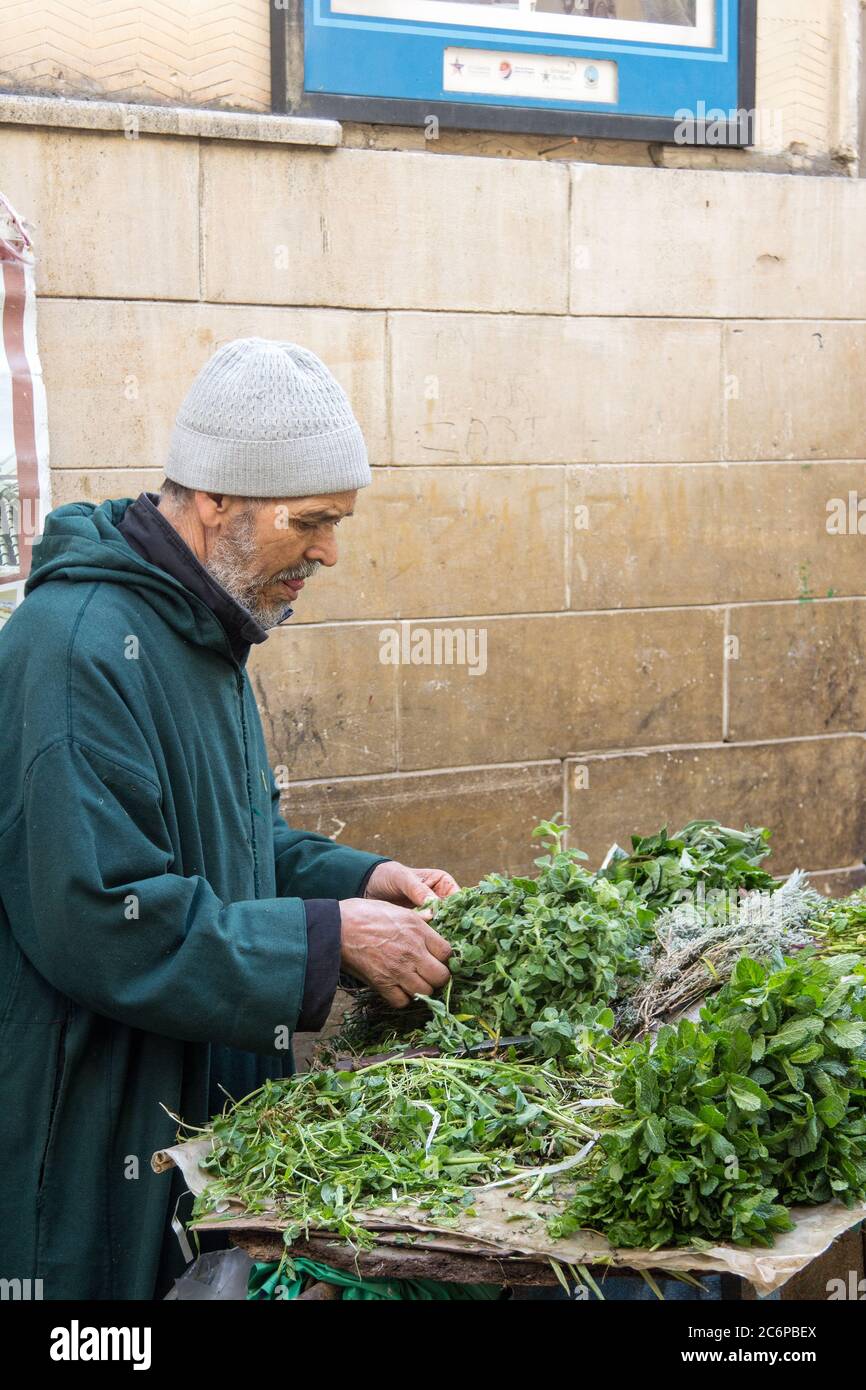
left=2, top=118, right=865, bottom=888
left=0, top=1, right=862, bottom=171
left=0, top=0, right=271, bottom=110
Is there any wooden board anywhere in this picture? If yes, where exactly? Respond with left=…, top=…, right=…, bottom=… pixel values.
left=230, top=1228, right=560, bottom=1286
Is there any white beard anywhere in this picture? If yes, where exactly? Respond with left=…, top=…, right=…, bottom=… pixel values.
left=205, top=507, right=318, bottom=628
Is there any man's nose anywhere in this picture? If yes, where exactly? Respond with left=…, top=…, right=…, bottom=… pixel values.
left=306, top=534, right=338, bottom=567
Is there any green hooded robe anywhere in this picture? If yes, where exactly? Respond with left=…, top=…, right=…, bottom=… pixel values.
left=0, top=499, right=386, bottom=1299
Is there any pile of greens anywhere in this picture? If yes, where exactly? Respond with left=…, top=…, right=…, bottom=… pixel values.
left=192, top=1055, right=604, bottom=1248
left=338, top=818, right=785, bottom=1057
left=600, top=820, right=779, bottom=911
left=338, top=821, right=654, bottom=1057
left=183, top=817, right=866, bottom=1260
left=550, top=953, right=866, bottom=1250
left=813, top=888, right=866, bottom=957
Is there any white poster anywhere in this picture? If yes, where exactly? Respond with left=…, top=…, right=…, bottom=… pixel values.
left=332, top=0, right=712, bottom=47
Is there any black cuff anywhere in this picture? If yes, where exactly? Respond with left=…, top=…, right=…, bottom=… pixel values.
left=337, top=861, right=388, bottom=990
left=297, top=900, right=342, bottom=1032
left=357, top=862, right=379, bottom=898
left=339, top=856, right=391, bottom=989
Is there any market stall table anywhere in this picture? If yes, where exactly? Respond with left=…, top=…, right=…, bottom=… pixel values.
left=207, top=1217, right=866, bottom=1300
left=156, top=1136, right=866, bottom=1301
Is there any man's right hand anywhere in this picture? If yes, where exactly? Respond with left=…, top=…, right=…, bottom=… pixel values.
left=339, top=898, right=452, bottom=1009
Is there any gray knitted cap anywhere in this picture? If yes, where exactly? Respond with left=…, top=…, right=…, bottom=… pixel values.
left=166, top=337, right=371, bottom=497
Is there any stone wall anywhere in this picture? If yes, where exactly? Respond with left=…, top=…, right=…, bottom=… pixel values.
left=0, top=0, right=271, bottom=110
left=2, top=115, right=866, bottom=889
left=1, top=1, right=862, bottom=173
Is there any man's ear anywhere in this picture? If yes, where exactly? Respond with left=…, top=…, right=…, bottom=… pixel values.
left=192, top=491, right=227, bottom=527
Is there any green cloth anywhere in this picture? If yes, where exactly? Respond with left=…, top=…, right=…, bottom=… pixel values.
left=248, top=1258, right=501, bottom=1302
left=0, top=499, right=386, bottom=1300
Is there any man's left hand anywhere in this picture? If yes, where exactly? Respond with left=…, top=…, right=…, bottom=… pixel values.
left=364, top=861, right=460, bottom=909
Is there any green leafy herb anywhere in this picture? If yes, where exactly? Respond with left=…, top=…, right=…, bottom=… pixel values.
left=339, top=820, right=653, bottom=1056
left=192, top=1055, right=600, bottom=1248
left=550, top=954, right=866, bottom=1249
left=600, top=820, right=778, bottom=911
left=812, top=889, right=866, bottom=958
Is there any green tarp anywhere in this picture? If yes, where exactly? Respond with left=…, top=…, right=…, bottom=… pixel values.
left=248, top=1258, right=501, bottom=1302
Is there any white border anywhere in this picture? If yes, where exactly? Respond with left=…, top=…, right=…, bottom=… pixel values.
left=444, top=45, right=619, bottom=101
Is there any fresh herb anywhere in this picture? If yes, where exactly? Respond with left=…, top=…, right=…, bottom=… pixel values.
left=704, top=952, right=866, bottom=1208
left=339, top=820, right=654, bottom=1056
left=193, top=1055, right=600, bottom=1248
left=551, top=954, right=866, bottom=1249
left=812, top=889, right=866, bottom=957
left=185, top=822, right=866, bottom=1261
left=600, top=820, right=778, bottom=911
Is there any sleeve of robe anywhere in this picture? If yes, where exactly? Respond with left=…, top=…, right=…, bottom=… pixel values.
left=270, top=781, right=388, bottom=900
left=272, top=783, right=389, bottom=1031
left=13, top=737, right=338, bottom=1055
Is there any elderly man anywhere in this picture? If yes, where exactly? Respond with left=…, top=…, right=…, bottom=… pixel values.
left=0, top=338, right=457, bottom=1300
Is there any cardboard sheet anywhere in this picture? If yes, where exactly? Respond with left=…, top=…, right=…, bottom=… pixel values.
left=153, top=1135, right=866, bottom=1296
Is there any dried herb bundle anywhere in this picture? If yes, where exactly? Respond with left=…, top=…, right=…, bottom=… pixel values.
left=617, top=874, right=822, bottom=1038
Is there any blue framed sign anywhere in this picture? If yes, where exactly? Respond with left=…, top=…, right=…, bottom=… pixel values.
left=273, top=1, right=756, bottom=144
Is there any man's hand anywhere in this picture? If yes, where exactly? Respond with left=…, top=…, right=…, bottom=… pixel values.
left=339, top=898, right=453, bottom=1009
left=363, top=860, right=460, bottom=908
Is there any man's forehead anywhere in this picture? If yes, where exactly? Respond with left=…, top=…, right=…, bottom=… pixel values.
left=277, top=490, right=357, bottom=518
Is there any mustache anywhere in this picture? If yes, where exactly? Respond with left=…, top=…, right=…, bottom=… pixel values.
left=270, top=558, right=321, bottom=585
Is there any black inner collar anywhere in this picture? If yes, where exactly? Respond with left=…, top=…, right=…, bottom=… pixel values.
left=117, top=492, right=292, bottom=664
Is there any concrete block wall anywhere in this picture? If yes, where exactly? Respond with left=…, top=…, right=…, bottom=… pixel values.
left=3, top=122, right=866, bottom=888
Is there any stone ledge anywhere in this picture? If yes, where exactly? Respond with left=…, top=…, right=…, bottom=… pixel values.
left=0, top=92, right=342, bottom=147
